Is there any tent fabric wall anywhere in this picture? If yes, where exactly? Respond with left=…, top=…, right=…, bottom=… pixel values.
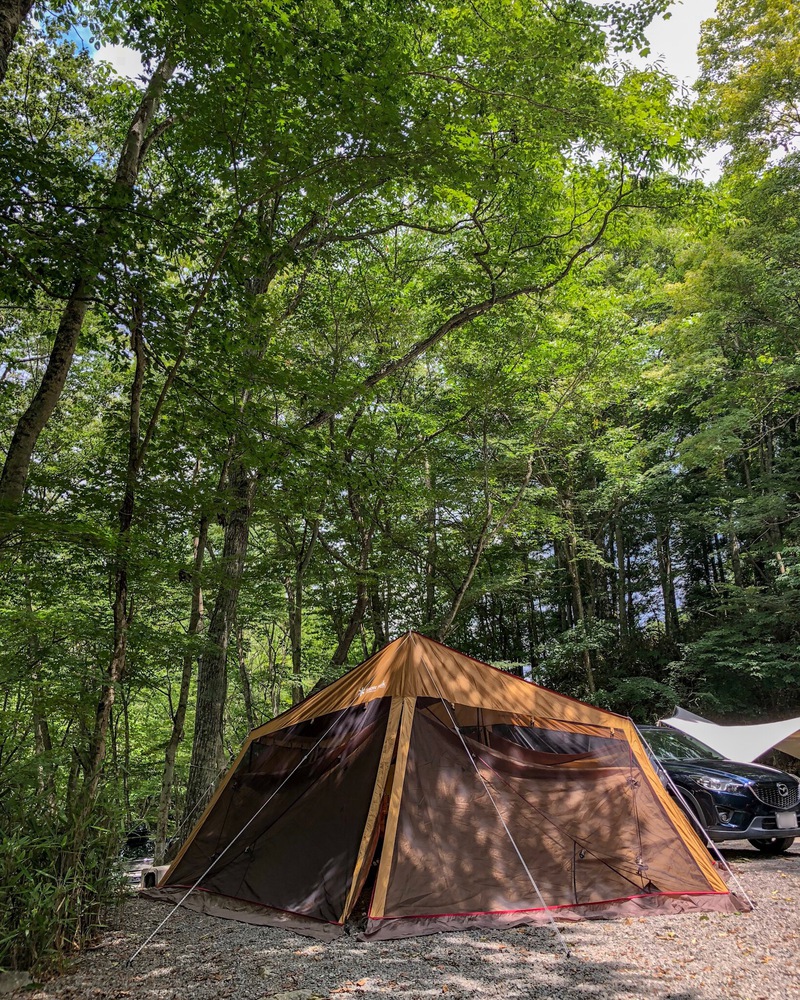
left=148, top=633, right=745, bottom=940
left=364, top=706, right=735, bottom=938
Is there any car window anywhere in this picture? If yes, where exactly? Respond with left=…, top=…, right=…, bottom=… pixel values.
left=641, top=728, right=724, bottom=761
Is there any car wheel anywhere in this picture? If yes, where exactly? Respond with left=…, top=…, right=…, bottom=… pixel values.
left=747, top=837, right=795, bottom=855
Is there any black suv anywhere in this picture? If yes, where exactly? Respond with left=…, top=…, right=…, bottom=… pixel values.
left=639, top=726, right=800, bottom=854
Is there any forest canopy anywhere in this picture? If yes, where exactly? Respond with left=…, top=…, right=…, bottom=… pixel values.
left=1, top=0, right=798, bottom=973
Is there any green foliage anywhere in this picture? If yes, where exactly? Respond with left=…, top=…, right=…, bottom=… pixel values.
left=0, top=783, right=125, bottom=973
left=698, top=0, right=800, bottom=167
left=3, top=0, right=800, bottom=973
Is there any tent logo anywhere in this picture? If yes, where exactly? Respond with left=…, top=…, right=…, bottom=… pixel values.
left=358, top=681, right=386, bottom=698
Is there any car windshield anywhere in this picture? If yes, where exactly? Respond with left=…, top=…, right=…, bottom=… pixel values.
left=641, top=728, right=724, bottom=762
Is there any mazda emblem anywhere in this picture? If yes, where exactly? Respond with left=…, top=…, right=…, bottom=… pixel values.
left=777, top=782, right=789, bottom=797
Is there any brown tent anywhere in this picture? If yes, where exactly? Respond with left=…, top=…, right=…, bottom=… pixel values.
left=149, top=632, right=744, bottom=940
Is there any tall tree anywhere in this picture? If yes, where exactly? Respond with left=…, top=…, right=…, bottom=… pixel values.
left=0, top=0, right=34, bottom=83
left=0, top=50, right=176, bottom=513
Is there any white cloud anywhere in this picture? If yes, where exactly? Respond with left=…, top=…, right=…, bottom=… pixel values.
left=97, top=44, right=144, bottom=81
left=645, top=0, right=718, bottom=88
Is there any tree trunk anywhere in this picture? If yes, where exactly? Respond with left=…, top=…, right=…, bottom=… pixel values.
left=701, top=539, right=713, bottom=588
left=155, top=510, right=207, bottom=864
left=31, top=682, right=54, bottom=803
left=286, top=575, right=304, bottom=705
left=656, top=526, right=679, bottom=638
left=424, top=455, right=437, bottom=627
left=265, top=624, right=287, bottom=718
left=727, top=521, right=744, bottom=588
left=625, top=547, right=635, bottom=622
left=71, top=300, right=146, bottom=840
left=121, top=686, right=132, bottom=827
left=0, top=284, right=91, bottom=514
left=0, top=0, right=33, bottom=84
left=564, top=531, right=596, bottom=695
left=369, top=586, right=387, bottom=650
left=183, top=460, right=256, bottom=821
left=235, top=614, right=256, bottom=730
left=330, top=584, right=370, bottom=667
left=278, top=517, right=319, bottom=706
left=437, top=454, right=534, bottom=642
left=437, top=507, right=492, bottom=641
left=554, top=544, right=569, bottom=630
left=614, top=517, right=627, bottom=637
left=23, top=576, right=56, bottom=806
left=523, top=551, right=539, bottom=671
left=0, top=50, right=176, bottom=514
left=712, top=533, right=727, bottom=585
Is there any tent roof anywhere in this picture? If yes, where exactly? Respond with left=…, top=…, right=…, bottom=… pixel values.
left=253, top=631, right=629, bottom=739
left=661, top=709, right=800, bottom=762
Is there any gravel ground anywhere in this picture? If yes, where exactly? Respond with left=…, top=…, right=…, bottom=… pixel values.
left=15, top=845, right=800, bottom=1000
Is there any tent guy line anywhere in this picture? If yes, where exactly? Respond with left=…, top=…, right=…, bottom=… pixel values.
left=634, top=730, right=754, bottom=911
left=416, top=646, right=572, bottom=957
left=125, top=712, right=343, bottom=967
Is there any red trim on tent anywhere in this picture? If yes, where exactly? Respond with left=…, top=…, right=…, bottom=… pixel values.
left=367, top=890, right=733, bottom=922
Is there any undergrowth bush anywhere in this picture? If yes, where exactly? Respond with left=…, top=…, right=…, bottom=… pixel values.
left=0, top=792, right=126, bottom=975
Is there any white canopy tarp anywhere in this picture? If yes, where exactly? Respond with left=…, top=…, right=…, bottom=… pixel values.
left=660, top=707, right=800, bottom=763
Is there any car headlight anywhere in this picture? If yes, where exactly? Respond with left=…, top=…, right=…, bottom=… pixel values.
left=695, top=775, right=744, bottom=794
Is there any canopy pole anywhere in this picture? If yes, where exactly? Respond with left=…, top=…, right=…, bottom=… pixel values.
left=635, top=730, right=755, bottom=910
left=126, top=712, right=343, bottom=967
left=416, top=649, right=572, bottom=958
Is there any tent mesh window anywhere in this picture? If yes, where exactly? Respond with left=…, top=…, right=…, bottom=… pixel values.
left=167, top=700, right=390, bottom=925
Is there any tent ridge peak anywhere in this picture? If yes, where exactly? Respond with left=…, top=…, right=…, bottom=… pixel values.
left=251, top=630, right=635, bottom=739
